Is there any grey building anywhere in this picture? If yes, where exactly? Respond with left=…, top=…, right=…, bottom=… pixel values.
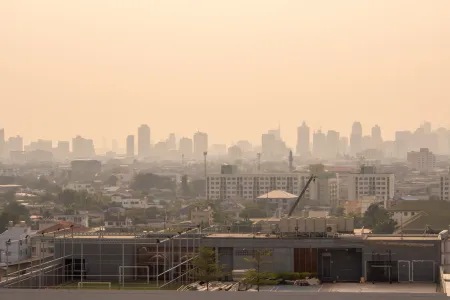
left=44, top=233, right=441, bottom=284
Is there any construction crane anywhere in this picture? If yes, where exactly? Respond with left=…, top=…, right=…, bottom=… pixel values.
left=287, top=175, right=316, bottom=217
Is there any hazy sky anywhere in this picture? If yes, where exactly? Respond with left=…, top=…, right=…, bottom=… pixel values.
left=1, top=1, right=450, bottom=148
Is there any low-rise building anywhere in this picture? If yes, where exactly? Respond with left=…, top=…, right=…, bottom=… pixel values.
left=64, top=182, right=95, bottom=194
left=407, top=148, right=436, bottom=172
left=111, top=194, right=149, bottom=209
left=440, top=171, right=450, bottom=201
left=53, top=214, right=89, bottom=228
left=347, top=165, right=395, bottom=202
left=256, top=190, right=298, bottom=214
left=104, top=213, right=132, bottom=229
left=0, top=222, right=33, bottom=265
left=191, top=207, right=213, bottom=226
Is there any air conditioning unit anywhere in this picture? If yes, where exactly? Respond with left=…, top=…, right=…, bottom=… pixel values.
left=326, top=224, right=337, bottom=234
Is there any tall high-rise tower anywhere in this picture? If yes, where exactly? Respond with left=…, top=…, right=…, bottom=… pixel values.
left=193, top=132, right=208, bottom=158
left=371, top=125, right=382, bottom=149
left=326, top=130, right=340, bottom=158
left=312, top=130, right=327, bottom=158
left=296, top=122, right=310, bottom=156
left=138, top=124, right=151, bottom=158
left=350, top=122, right=363, bottom=155
left=126, top=135, right=135, bottom=157
left=0, top=128, right=4, bottom=158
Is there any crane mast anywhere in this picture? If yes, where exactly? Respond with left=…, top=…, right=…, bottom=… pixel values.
left=287, top=175, right=316, bottom=217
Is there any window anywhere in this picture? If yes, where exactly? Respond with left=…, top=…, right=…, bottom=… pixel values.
left=404, top=212, right=408, bottom=216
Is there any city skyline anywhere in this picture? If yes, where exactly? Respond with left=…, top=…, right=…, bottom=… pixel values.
left=2, top=1, right=450, bottom=146
left=0, top=120, right=447, bottom=155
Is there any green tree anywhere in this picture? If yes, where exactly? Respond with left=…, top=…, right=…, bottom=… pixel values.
left=58, top=189, right=77, bottom=207
left=241, top=203, right=267, bottom=218
left=131, top=173, right=176, bottom=191
left=0, top=201, right=30, bottom=230
left=362, top=204, right=396, bottom=234
left=189, top=179, right=206, bottom=197
left=331, top=206, right=345, bottom=217
left=243, top=249, right=272, bottom=291
left=192, top=247, right=224, bottom=291
left=105, top=175, right=119, bottom=186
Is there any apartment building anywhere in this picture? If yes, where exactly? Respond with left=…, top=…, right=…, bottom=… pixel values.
left=207, top=172, right=339, bottom=206
left=63, top=182, right=95, bottom=194
left=407, top=148, right=436, bottom=172
left=347, top=166, right=395, bottom=202
left=440, top=171, right=450, bottom=201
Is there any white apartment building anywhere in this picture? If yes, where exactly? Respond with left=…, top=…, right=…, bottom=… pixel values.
left=0, top=222, right=33, bottom=265
left=111, top=195, right=149, bottom=209
left=347, top=166, right=395, bottom=202
left=407, top=148, right=436, bottom=172
left=207, top=172, right=339, bottom=206
left=64, top=182, right=95, bottom=194
left=440, top=172, right=450, bottom=201
left=53, top=214, right=89, bottom=227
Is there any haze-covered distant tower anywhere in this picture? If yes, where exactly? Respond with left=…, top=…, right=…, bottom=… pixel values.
left=72, top=135, right=95, bottom=158
left=179, top=137, right=193, bottom=158
left=261, top=133, right=276, bottom=159
left=312, top=130, right=326, bottom=158
left=371, top=125, right=383, bottom=149
left=326, top=130, right=340, bottom=158
left=296, top=122, right=310, bottom=156
left=339, top=137, right=349, bottom=155
left=0, top=128, right=4, bottom=158
left=138, top=124, right=151, bottom=158
left=167, top=133, right=176, bottom=150
left=193, top=131, right=208, bottom=159
left=350, top=122, right=363, bottom=155
left=126, top=135, right=135, bottom=157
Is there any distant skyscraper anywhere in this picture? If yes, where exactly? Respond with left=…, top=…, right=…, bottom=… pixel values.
left=154, top=141, right=168, bottom=158
left=126, top=135, right=135, bottom=157
left=8, top=136, right=24, bottom=152
left=55, top=141, right=70, bottom=161
left=193, top=131, right=208, bottom=158
left=339, top=137, right=349, bottom=155
left=268, top=127, right=281, bottom=141
left=72, top=136, right=95, bottom=158
left=179, top=137, right=193, bottom=157
left=138, top=124, right=151, bottom=158
left=261, top=133, right=276, bottom=159
left=422, top=122, right=432, bottom=134
left=395, top=130, right=412, bottom=159
left=0, top=128, right=5, bottom=158
left=167, top=133, right=176, bottom=150
left=350, top=122, right=363, bottom=155
left=296, top=122, right=310, bottom=156
left=326, top=130, right=340, bottom=158
left=312, top=130, right=326, bottom=158
left=236, top=140, right=252, bottom=153
left=371, top=125, right=382, bottom=149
